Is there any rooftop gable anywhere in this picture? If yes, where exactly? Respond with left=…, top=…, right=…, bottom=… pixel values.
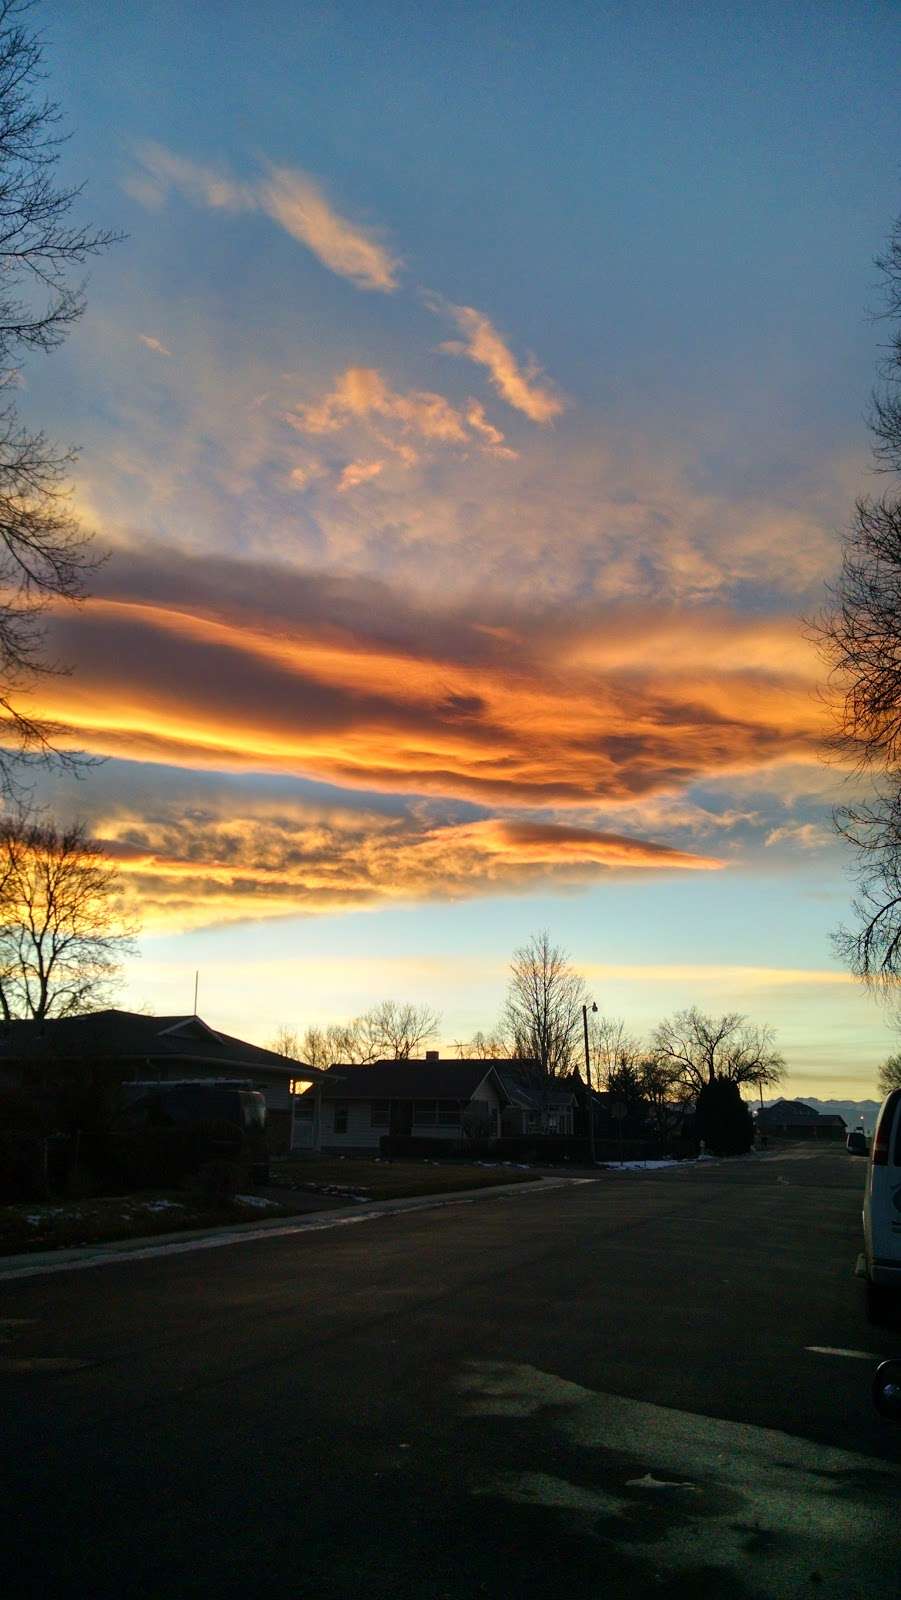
left=308, top=1058, right=511, bottom=1102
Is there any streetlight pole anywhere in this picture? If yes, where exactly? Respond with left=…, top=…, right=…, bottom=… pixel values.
left=582, top=1001, right=598, bottom=1166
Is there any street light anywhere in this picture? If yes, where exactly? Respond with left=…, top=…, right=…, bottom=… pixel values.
left=582, top=1000, right=598, bottom=1166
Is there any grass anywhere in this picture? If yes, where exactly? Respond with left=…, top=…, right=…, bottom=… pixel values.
left=0, top=1189, right=300, bottom=1257
left=269, top=1156, right=540, bottom=1202
left=0, top=1160, right=540, bottom=1256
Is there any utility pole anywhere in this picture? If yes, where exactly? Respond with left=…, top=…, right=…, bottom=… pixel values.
left=582, top=1001, right=598, bottom=1166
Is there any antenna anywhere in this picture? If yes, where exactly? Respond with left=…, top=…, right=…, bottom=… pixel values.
left=193, top=970, right=199, bottom=1016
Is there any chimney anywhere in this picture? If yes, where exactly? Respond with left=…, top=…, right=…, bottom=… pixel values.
left=425, top=1049, right=439, bottom=1061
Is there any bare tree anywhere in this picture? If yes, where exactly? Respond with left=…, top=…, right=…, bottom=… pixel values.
left=813, top=212, right=901, bottom=986
left=454, top=1027, right=516, bottom=1059
left=589, top=1014, right=642, bottom=1091
left=638, top=1054, right=685, bottom=1144
left=503, top=929, right=587, bottom=1078
left=361, top=999, right=439, bottom=1060
left=651, top=1006, right=785, bottom=1096
left=871, top=214, right=901, bottom=473
left=0, top=813, right=135, bottom=1020
left=0, top=3, right=119, bottom=793
left=877, top=1051, right=901, bottom=1097
left=295, top=1001, right=440, bottom=1067
left=268, top=1025, right=301, bottom=1060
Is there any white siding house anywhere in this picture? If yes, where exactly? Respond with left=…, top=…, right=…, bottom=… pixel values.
left=292, top=1058, right=510, bottom=1152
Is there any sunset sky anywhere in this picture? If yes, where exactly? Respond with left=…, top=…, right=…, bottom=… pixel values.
left=24, top=1, right=901, bottom=1094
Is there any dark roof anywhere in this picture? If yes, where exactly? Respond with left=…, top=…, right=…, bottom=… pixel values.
left=758, top=1099, right=819, bottom=1123
left=0, top=1009, right=328, bottom=1079
left=494, top=1066, right=579, bottom=1110
left=306, top=1059, right=510, bottom=1102
left=757, top=1099, right=847, bottom=1128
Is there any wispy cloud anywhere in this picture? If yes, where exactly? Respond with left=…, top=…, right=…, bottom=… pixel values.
left=127, top=144, right=401, bottom=292
left=259, top=167, right=400, bottom=292
left=137, top=333, right=172, bottom=358
left=337, top=459, right=384, bottom=492
left=289, top=366, right=515, bottom=459
left=430, top=297, right=565, bottom=422
left=764, top=821, right=832, bottom=851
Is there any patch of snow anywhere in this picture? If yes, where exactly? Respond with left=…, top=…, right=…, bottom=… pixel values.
left=234, top=1194, right=278, bottom=1208
left=25, top=1215, right=43, bottom=1226
left=601, top=1159, right=684, bottom=1171
left=626, top=1473, right=698, bottom=1491
left=140, top=1200, right=186, bottom=1213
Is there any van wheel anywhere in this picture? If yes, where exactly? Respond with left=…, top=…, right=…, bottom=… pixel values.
left=866, top=1281, right=896, bottom=1326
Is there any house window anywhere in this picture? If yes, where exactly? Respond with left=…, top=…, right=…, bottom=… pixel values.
left=413, top=1100, right=461, bottom=1127
left=333, top=1104, right=349, bottom=1134
left=370, top=1100, right=390, bottom=1128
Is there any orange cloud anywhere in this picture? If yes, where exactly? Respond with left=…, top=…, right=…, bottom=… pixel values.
left=337, top=459, right=384, bottom=492
left=31, top=546, right=826, bottom=810
left=128, top=144, right=400, bottom=292
left=87, top=801, right=721, bottom=933
left=290, top=366, right=514, bottom=459
left=137, top=334, right=172, bottom=358
left=433, top=298, right=565, bottom=422
left=259, top=166, right=400, bottom=291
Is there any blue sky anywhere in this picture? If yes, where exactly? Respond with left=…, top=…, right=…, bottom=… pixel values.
left=18, top=0, right=901, bottom=1092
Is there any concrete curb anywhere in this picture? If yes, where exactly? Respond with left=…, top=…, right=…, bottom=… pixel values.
left=0, top=1174, right=597, bottom=1282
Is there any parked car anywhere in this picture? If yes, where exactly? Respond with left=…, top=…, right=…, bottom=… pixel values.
left=98, top=1080, right=271, bottom=1189
left=847, top=1128, right=869, bottom=1155
left=862, top=1089, right=901, bottom=1323
left=873, top=1358, right=901, bottom=1419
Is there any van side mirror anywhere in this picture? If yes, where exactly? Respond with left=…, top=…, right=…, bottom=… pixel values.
left=873, top=1359, right=901, bottom=1419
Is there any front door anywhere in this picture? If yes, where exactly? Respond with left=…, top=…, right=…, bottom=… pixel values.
left=390, top=1100, right=413, bottom=1137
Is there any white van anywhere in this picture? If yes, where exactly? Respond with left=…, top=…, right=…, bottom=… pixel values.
left=862, top=1089, right=901, bottom=1322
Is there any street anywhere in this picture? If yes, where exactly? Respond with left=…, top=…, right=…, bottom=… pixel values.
left=2, top=1146, right=899, bottom=1599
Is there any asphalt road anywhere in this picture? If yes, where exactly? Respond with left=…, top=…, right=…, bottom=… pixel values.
left=2, top=1146, right=899, bottom=1599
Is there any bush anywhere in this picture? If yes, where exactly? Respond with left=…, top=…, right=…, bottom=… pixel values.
left=0, top=1131, right=48, bottom=1201
left=695, top=1079, right=753, bottom=1156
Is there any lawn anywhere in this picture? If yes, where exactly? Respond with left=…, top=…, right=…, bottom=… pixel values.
left=0, top=1190, right=300, bottom=1257
left=0, top=1161, right=540, bottom=1256
left=269, top=1156, right=540, bottom=1202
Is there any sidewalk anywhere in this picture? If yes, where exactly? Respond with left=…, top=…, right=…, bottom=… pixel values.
left=0, top=1173, right=598, bottom=1283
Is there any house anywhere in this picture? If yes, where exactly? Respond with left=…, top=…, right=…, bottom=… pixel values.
left=0, top=1009, right=329, bottom=1151
left=293, top=1054, right=514, bottom=1152
left=756, top=1099, right=847, bottom=1140
left=494, top=1064, right=578, bottom=1137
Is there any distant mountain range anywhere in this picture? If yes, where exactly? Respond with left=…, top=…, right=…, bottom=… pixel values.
left=762, top=1096, right=881, bottom=1133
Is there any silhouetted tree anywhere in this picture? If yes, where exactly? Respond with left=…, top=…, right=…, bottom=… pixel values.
left=695, top=1078, right=753, bottom=1156
left=0, top=813, right=135, bottom=1019
left=814, top=212, right=901, bottom=986
left=651, top=1006, right=785, bottom=1095
left=292, top=1001, right=440, bottom=1067
left=503, top=929, right=587, bottom=1077
left=877, top=1051, right=901, bottom=1097
left=589, top=1014, right=640, bottom=1091
left=269, top=1025, right=301, bottom=1059
left=0, top=3, right=119, bottom=793
left=638, top=1053, right=685, bottom=1145
left=454, top=1028, right=514, bottom=1060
